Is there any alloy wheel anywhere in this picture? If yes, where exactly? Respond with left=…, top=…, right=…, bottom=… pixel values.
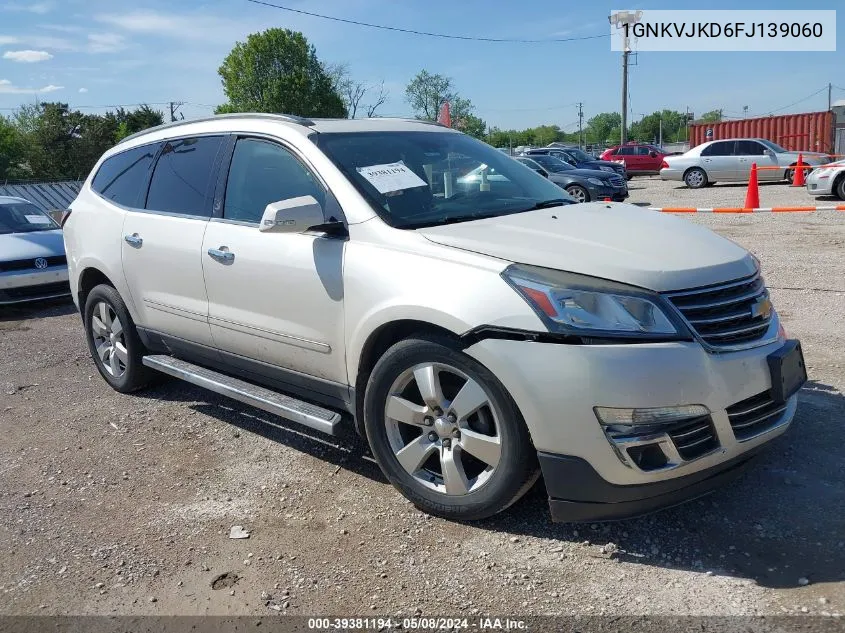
left=90, top=301, right=128, bottom=378
left=383, top=362, right=502, bottom=496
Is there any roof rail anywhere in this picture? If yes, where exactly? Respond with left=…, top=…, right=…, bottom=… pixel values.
left=118, top=112, right=316, bottom=145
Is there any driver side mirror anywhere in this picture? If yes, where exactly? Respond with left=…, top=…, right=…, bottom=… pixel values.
left=649, top=151, right=658, bottom=158
left=259, top=195, right=324, bottom=234
left=763, top=149, right=775, bottom=156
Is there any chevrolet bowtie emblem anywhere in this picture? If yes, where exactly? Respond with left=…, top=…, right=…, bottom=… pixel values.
left=750, top=296, right=772, bottom=319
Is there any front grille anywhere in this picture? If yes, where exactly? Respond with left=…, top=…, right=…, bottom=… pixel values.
left=726, top=391, right=788, bottom=441
left=608, top=175, right=625, bottom=187
left=0, top=281, right=70, bottom=301
left=664, top=272, right=772, bottom=349
left=0, top=255, right=66, bottom=273
left=666, top=415, right=719, bottom=460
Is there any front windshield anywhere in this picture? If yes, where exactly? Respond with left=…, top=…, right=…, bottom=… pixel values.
left=316, top=131, right=574, bottom=229
left=759, top=139, right=788, bottom=153
left=564, top=148, right=593, bottom=162
left=0, top=201, right=59, bottom=235
left=530, top=154, right=574, bottom=173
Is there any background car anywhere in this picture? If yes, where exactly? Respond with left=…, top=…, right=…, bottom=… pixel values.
left=523, top=147, right=627, bottom=179
left=660, top=138, right=831, bottom=189
left=0, top=196, right=70, bottom=305
left=516, top=155, right=628, bottom=203
left=600, top=143, right=667, bottom=176
left=806, top=159, right=845, bottom=200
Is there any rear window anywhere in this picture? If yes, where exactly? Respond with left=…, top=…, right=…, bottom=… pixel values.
left=91, top=143, right=159, bottom=207
left=145, top=136, right=224, bottom=216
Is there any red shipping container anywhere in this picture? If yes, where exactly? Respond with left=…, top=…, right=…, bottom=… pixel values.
left=690, top=111, right=834, bottom=154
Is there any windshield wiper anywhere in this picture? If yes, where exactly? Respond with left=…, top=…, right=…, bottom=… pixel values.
left=524, top=199, right=573, bottom=210
left=401, top=211, right=507, bottom=229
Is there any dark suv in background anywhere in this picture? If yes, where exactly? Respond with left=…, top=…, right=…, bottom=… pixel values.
left=523, top=147, right=627, bottom=179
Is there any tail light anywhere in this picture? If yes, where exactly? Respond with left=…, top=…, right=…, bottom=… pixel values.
left=660, top=160, right=670, bottom=170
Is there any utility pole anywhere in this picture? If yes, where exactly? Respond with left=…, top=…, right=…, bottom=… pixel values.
left=829, top=82, right=833, bottom=111
left=658, top=116, right=663, bottom=147
left=609, top=11, right=642, bottom=145
left=577, top=102, right=584, bottom=149
left=169, top=101, right=185, bottom=122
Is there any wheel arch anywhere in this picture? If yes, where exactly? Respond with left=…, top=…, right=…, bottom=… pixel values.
left=832, top=170, right=845, bottom=199
left=352, top=318, right=462, bottom=436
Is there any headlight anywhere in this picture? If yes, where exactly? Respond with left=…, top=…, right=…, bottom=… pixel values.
left=586, top=177, right=606, bottom=186
left=502, top=264, right=686, bottom=339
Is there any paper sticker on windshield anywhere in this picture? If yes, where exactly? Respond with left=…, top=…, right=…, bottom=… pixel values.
left=357, top=161, right=427, bottom=194
left=25, top=215, right=52, bottom=225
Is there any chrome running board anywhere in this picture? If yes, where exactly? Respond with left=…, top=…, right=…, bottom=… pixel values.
left=142, top=354, right=341, bottom=435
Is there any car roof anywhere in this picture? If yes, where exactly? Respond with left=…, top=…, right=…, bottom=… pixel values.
left=118, top=113, right=454, bottom=146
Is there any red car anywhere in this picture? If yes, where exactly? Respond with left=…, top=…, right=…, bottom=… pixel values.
left=600, top=143, right=668, bottom=176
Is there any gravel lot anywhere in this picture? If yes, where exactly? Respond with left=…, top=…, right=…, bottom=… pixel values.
left=1, top=182, right=844, bottom=619
left=626, top=175, right=840, bottom=209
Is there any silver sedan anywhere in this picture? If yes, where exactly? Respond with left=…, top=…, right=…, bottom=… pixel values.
left=0, top=196, right=70, bottom=305
left=660, top=138, right=831, bottom=189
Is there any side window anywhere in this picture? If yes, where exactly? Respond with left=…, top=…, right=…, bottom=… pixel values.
left=145, top=136, right=224, bottom=216
left=701, top=141, right=734, bottom=157
left=635, top=146, right=651, bottom=155
left=736, top=140, right=766, bottom=155
left=223, top=138, right=325, bottom=224
left=617, top=147, right=634, bottom=156
left=91, top=143, right=158, bottom=207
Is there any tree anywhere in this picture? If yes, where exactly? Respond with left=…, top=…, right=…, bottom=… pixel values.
left=585, top=112, right=622, bottom=145
left=699, top=110, right=722, bottom=123
left=365, top=81, right=389, bottom=118
left=450, top=97, right=486, bottom=139
left=0, top=116, right=25, bottom=180
left=216, top=28, right=346, bottom=117
left=405, top=70, right=455, bottom=121
left=628, top=110, right=686, bottom=144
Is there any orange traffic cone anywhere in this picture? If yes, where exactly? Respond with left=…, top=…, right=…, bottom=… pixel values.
left=744, top=162, right=760, bottom=209
left=792, top=153, right=806, bottom=187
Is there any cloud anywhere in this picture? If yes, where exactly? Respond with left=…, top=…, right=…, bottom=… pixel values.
left=87, top=32, right=125, bottom=53
left=95, top=9, right=250, bottom=42
left=0, top=35, right=20, bottom=45
left=78, top=87, right=87, bottom=93
left=2, top=2, right=52, bottom=14
left=3, top=49, right=53, bottom=62
left=0, top=78, right=63, bottom=93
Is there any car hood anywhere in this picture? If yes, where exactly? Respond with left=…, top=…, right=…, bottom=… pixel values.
left=417, top=203, right=755, bottom=292
left=0, top=229, right=65, bottom=261
left=565, top=168, right=623, bottom=180
left=580, top=159, right=622, bottom=170
left=778, top=151, right=829, bottom=162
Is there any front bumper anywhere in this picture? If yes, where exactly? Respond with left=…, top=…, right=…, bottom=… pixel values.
left=0, top=266, right=71, bottom=305
left=588, top=184, right=628, bottom=202
left=540, top=449, right=762, bottom=522
left=465, top=334, right=798, bottom=521
left=805, top=172, right=834, bottom=196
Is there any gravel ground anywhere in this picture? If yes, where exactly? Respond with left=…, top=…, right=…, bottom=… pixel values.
left=626, top=175, right=839, bottom=209
left=1, top=191, right=844, bottom=619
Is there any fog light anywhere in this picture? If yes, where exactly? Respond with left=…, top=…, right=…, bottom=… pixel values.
left=594, top=405, right=709, bottom=428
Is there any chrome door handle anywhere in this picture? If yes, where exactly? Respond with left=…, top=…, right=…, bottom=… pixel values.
left=124, top=233, right=143, bottom=247
left=207, top=247, right=235, bottom=263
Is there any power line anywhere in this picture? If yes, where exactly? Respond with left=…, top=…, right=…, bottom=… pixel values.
left=245, top=0, right=610, bottom=43
left=764, top=86, right=829, bottom=115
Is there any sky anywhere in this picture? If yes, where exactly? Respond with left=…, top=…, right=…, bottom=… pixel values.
left=0, top=0, right=843, bottom=133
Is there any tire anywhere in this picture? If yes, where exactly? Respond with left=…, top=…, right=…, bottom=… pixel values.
left=363, top=335, right=539, bottom=521
left=785, top=167, right=795, bottom=184
left=565, top=184, right=590, bottom=203
left=684, top=167, right=708, bottom=189
left=84, top=284, right=155, bottom=393
left=836, top=175, right=845, bottom=201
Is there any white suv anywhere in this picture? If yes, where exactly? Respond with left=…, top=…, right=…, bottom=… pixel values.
left=63, top=114, right=807, bottom=522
